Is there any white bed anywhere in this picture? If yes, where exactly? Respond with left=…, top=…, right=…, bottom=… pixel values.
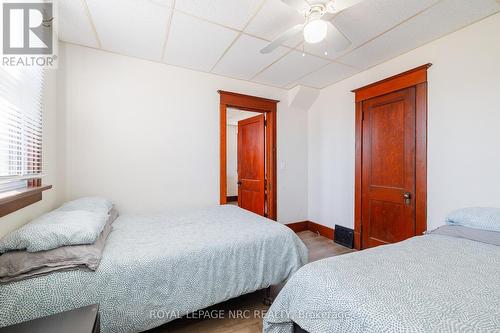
left=0, top=205, right=308, bottom=333
left=264, top=226, right=500, bottom=333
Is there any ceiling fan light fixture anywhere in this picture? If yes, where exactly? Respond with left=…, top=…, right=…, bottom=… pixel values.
left=303, top=19, right=328, bottom=44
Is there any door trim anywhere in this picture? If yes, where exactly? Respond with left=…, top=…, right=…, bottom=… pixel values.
left=352, top=64, right=431, bottom=250
left=218, top=90, right=278, bottom=221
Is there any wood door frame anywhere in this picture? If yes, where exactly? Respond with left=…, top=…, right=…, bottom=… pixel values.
left=352, top=64, right=431, bottom=250
left=218, top=90, right=278, bottom=221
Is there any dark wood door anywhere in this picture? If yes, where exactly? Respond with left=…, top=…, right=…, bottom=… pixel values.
left=361, top=87, right=416, bottom=249
left=238, top=114, right=265, bottom=216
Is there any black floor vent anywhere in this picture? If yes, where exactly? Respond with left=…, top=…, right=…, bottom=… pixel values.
left=334, top=225, right=354, bottom=249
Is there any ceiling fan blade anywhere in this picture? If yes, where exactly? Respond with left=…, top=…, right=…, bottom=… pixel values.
left=260, top=24, right=304, bottom=54
left=280, top=0, right=310, bottom=13
left=327, top=0, right=365, bottom=13
left=327, top=21, right=351, bottom=51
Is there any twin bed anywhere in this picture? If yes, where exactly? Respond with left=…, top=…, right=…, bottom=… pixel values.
left=264, top=225, right=500, bottom=333
left=0, top=205, right=307, bottom=332
left=2, top=202, right=499, bottom=333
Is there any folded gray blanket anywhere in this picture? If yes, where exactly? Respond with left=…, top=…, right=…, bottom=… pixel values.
left=427, top=224, right=500, bottom=245
left=0, top=209, right=118, bottom=283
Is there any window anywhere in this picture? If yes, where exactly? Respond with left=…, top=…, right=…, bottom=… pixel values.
left=0, top=67, right=45, bottom=193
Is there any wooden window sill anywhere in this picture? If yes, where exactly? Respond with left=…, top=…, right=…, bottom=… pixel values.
left=0, top=185, right=52, bottom=219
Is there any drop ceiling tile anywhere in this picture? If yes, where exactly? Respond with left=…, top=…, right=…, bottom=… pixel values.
left=302, top=0, right=440, bottom=60
left=150, top=0, right=175, bottom=6
left=86, top=0, right=172, bottom=61
left=212, top=34, right=289, bottom=80
left=296, top=62, right=359, bottom=88
left=332, top=0, right=442, bottom=44
left=338, top=0, right=500, bottom=70
left=254, top=50, right=329, bottom=87
left=245, top=0, right=305, bottom=47
left=58, top=0, right=99, bottom=48
left=164, top=12, right=238, bottom=72
left=175, top=0, right=264, bottom=30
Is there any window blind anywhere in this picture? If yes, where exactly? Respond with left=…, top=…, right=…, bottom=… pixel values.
left=0, top=66, right=45, bottom=191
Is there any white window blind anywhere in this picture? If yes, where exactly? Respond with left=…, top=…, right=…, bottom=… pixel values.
left=0, top=67, right=45, bottom=191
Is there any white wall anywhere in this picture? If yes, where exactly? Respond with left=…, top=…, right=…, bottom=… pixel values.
left=308, top=13, right=500, bottom=230
left=59, top=43, right=308, bottom=224
left=226, top=125, right=238, bottom=197
left=0, top=69, right=66, bottom=237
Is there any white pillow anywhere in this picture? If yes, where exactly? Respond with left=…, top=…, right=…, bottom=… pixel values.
left=0, top=210, right=109, bottom=253
left=446, top=207, right=500, bottom=233
left=57, top=197, right=113, bottom=214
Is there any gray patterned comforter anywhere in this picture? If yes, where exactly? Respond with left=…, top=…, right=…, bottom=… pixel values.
left=0, top=205, right=307, bottom=332
left=264, top=234, right=500, bottom=333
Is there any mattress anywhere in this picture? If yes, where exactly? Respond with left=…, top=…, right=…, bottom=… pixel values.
left=0, top=205, right=308, bottom=332
left=264, top=233, right=500, bottom=333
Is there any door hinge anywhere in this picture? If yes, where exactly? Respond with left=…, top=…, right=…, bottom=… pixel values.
left=361, top=111, right=365, bottom=121
left=264, top=119, right=267, bottom=127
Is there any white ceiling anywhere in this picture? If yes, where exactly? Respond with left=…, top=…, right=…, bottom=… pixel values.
left=58, top=0, right=500, bottom=89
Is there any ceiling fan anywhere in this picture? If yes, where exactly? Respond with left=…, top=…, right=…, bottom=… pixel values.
left=260, top=0, right=363, bottom=54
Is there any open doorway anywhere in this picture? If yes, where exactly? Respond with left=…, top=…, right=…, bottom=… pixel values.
left=226, top=108, right=265, bottom=214
left=219, top=91, right=278, bottom=220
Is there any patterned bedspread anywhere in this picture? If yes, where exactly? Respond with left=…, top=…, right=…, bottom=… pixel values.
left=0, top=205, right=307, bottom=332
left=264, top=234, right=500, bottom=333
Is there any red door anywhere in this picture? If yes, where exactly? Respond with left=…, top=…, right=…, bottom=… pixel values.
left=361, top=87, right=416, bottom=249
left=237, top=114, right=265, bottom=216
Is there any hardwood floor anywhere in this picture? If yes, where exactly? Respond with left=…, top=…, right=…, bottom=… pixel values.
left=299, top=230, right=355, bottom=262
left=148, top=231, right=355, bottom=333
